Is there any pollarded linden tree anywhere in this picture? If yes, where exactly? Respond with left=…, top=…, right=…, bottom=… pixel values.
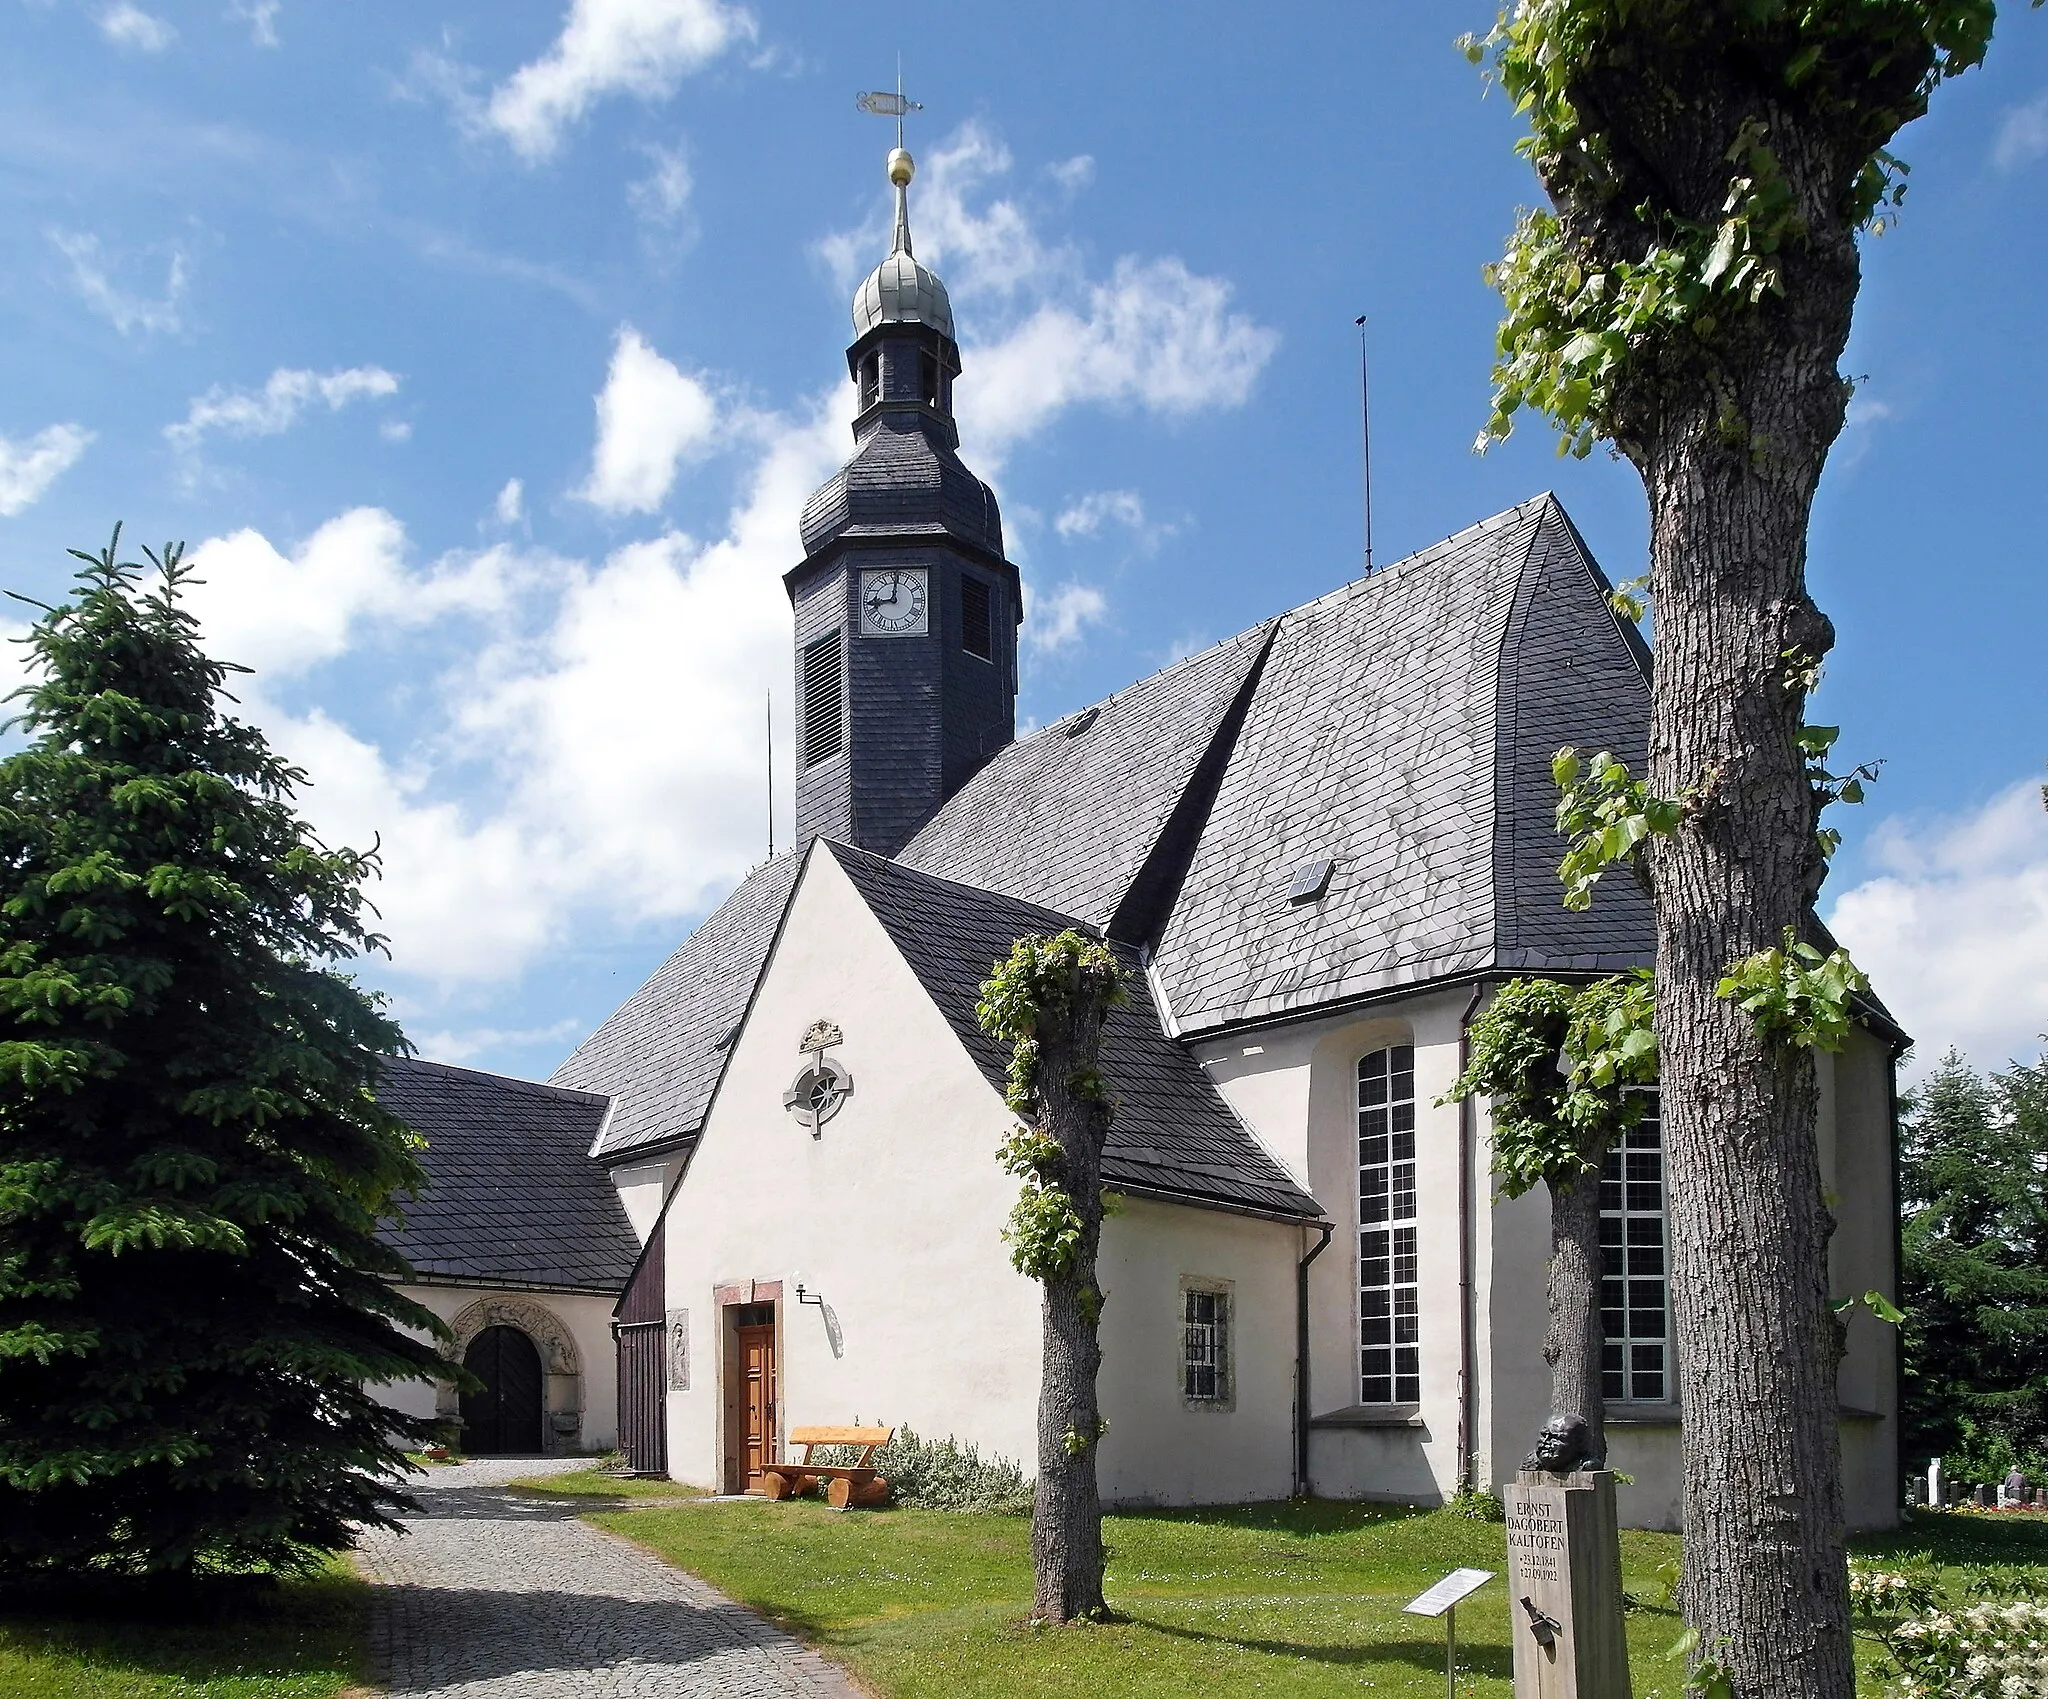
left=1467, top=5, right=2031, bottom=1694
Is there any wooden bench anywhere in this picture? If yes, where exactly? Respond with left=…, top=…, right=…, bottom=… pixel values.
left=758, top=1425, right=894, bottom=1509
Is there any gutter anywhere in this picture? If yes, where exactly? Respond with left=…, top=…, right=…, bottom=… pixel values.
left=1456, top=981, right=1488, bottom=1493
left=1294, top=1219, right=1335, bottom=1497
left=1885, top=1036, right=1907, bottom=1511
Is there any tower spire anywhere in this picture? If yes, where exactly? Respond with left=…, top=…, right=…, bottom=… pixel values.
left=888, top=145, right=915, bottom=257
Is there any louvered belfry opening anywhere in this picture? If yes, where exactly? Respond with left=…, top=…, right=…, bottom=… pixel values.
left=961, top=574, right=993, bottom=660
left=801, top=628, right=844, bottom=768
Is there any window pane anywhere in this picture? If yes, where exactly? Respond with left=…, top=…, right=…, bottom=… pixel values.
left=1358, top=1046, right=1420, bottom=1403
left=1599, top=1094, right=1668, bottom=1403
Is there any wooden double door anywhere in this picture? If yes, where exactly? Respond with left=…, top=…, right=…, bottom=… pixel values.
left=724, top=1303, right=777, bottom=1493
left=461, top=1324, right=543, bottom=1455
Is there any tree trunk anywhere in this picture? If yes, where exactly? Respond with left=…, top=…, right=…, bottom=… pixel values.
left=1544, top=1143, right=1609, bottom=1463
left=1028, top=968, right=1111, bottom=1624
left=1640, top=355, right=1855, bottom=1694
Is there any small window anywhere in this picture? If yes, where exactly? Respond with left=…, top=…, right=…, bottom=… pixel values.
left=961, top=575, right=993, bottom=660
left=732, top=1302, right=775, bottom=1329
left=1184, top=1288, right=1230, bottom=1404
left=801, top=629, right=844, bottom=768
left=858, top=354, right=879, bottom=411
left=919, top=350, right=940, bottom=406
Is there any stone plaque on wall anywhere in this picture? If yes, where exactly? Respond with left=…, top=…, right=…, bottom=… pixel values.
left=666, top=1308, right=690, bottom=1391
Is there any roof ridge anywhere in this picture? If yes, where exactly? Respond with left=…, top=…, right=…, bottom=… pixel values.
left=826, top=838, right=1098, bottom=934
left=383, top=1052, right=611, bottom=1107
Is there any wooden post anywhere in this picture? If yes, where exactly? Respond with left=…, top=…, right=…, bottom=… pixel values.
left=1504, top=1470, right=1632, bottom=1698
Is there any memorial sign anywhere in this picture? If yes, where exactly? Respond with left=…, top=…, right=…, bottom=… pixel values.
left=1504, top=1469, right=1632, bottom=1698
left=1403, top=1567, right=1495, bottom=1698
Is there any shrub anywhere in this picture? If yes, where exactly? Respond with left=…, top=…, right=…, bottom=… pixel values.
left=1886, top=1600, right=2048, bottom=1697
left=815, top=1426, right=1033, bottom=1513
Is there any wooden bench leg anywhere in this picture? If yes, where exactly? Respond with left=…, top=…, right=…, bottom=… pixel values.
left=760, top=1470, right=795, bottom=1500
left=827, top=1473, right=891, bottom=1511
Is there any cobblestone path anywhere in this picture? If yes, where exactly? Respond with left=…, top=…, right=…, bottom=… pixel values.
left=358, top=1458, right=864, bottom=1698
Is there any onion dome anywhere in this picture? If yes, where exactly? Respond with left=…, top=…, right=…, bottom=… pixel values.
left=850, top=147, right=954, bottom=341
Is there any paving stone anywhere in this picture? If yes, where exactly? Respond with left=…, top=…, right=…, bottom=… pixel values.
left=359, top=1458, right=864, bottom=1698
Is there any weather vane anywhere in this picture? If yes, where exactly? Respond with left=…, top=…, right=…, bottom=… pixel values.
left=855, top=59, right=923, bottom=150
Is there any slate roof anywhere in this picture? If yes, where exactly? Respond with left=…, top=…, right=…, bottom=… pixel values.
left=376, top=1056, right=638, bottom=1292
left=826, top=841, right=1322, bottom=1221
left=797, top=414, right=1004, bottom=565
left=898, top=620, right=1275, bottom=934
left=1149, top=494, right=1657, bottom=1034
left=552, top=853, right=803, bottom=1163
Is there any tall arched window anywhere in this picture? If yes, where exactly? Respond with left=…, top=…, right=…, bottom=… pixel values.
left=1358, top=1044, right=1419, bottom=1404
left=1600, top=1092, right=1669, bottom=1401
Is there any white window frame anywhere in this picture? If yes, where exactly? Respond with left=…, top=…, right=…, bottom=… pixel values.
left=1180, top=1278, right=1234, bottom=1411
left=1600, top=1091, right=1671, bottom=1404
left=1358, top=1043, right=1420, bottom=1406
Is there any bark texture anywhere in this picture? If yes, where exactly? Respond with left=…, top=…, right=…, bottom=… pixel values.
left=1530, top=24, right=1909, bottom=1696
left=1027, top=965, right=1113, bottom=1624
left=1545, top=1151, right=1609, bottom=1463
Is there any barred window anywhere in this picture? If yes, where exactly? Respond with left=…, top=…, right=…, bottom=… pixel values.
left=1359, top=1044, right=1419, bottom=1404
left=1184, top=1289, right=1229, bottom=1404
left=1601, top=1094, right=1669, bottom=1402
left=800, top=629, right=844, bottom=768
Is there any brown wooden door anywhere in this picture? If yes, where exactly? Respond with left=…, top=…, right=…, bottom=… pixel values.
left=738, top=1323, right=776, bottom=1492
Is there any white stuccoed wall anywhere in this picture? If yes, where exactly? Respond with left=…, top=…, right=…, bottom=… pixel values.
left=658, top=849, right=1045, bottom=1489
left=1196, top=981, right=1901, bottom=1531
left=610, top=1160, right=681, bottom=1245
left=372, top=1284, right=621, bottom=1452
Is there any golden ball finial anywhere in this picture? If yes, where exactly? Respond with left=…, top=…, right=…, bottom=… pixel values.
left=887, top=147, right=915, bottom=187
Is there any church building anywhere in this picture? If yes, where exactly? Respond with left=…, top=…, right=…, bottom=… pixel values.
left=373, top=147, right=1905, bottom=1532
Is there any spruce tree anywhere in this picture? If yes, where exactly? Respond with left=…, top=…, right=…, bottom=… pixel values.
left=1900, top=1049, right=2048, bottom=1477
left=0, top=531, right=445, bottom=1581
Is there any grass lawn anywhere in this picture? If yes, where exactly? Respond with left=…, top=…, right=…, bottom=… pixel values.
left=0, top=1555, right=368, bottom=1699
left=508, top=1467, right=712, bottom=1502
left=589, top=1496, right=2048, bottom=1699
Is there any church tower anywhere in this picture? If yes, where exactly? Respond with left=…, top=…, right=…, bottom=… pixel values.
left=787, top=145, right=1020, bottom=857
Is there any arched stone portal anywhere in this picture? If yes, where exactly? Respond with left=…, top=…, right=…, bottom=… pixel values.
left=440, top=1296, right=585, bottom=1455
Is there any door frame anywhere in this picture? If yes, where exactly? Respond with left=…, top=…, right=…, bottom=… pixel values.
left=716, top=1281, right=783, bottom=1494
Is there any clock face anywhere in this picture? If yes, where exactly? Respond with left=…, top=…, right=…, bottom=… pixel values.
left=860, top=567, right=930, bottom=636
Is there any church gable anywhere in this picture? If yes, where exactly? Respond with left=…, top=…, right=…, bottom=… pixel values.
left=552, top=851, right=803, bottom=1165
left=825, top=843, right=1320, bottom=1222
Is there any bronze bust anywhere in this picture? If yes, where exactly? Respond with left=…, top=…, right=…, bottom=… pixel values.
left=1522, top=1412, right=1602, bottom=1475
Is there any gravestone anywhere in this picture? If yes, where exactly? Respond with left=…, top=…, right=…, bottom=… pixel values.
left=2035, top=1489, right=2046, bottom=1511
left=1503, top=1418, right=1632, bottom=1699
left=1906, top=1478, right=1925, bottom=1507
left=1974, top=1484, right=1992, bottom=1509
left=1927, top=1456, right=1944, bottom=1508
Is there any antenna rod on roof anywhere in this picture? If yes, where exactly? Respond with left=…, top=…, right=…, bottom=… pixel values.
left=1356, top=314, right=1375, bottom=575
left=766, top=689, right=775, bottom=861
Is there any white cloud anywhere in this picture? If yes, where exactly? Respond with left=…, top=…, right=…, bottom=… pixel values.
left=100, top=4, right=175, bottom=51
left=1826, top=779, right=2048, bottom=1074
left=1993, top=91, right=2048, bottom=171
left=495, top=477, right=525, bottom=524
left=228, top=1, right=280, bottom=47
left=49, top=230, right=186, bottom=337
left=178, top=399, right=843, bottom=991
left=1048, top=155, right=1095, bottom=193
left=629, top=141, right=693, bottom=224
left=166, top=365, right=400, bottom=452
left=485, top=0, right=755, bottom=162
left=411, top=1018, right=582, bottom=1065
left=1056, top=489, right=1171, bottom=556
left=1026, top=580, right=1108, bottom=654
left=825, top=123, right=1278, bottom=463
left=181, top=507, right=518, bottom=677
left=577, top=327, right=720, bottom=514
left=0, top=423, right=93, bottom=516
left=967, top=257, right=1277, bottom=455
left=380, top=418, right=412, bottom=443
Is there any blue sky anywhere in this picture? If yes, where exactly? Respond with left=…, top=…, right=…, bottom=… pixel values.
left=2, top=1, right=2044, bottom=1081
